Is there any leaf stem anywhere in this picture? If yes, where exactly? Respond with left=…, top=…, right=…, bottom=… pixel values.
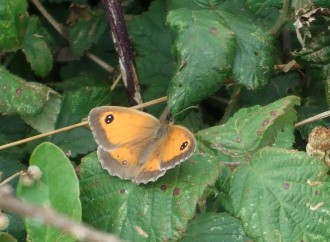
left=102, top=0, right=143, bottom=105
left=0, top=185, right=122, bottom=242
left=0, top=97, right=167, bottom=150
left=269, top=0, right=293, bottom=36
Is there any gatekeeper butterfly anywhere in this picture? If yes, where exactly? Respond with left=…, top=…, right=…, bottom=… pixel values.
left=88, top=106, right=196, bottom=184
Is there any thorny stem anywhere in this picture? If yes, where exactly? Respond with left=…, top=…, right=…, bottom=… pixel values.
left=102, top=0, right=143, bottom=105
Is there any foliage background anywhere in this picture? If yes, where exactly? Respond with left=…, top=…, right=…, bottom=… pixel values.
left=0, top=0, right=330, bottom=241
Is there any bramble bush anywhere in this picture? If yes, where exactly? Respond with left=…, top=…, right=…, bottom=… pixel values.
left=0, top=0, right=330, bottom=241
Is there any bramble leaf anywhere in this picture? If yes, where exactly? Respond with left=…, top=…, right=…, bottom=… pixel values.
left=230, top=147, right=330, bottom=241
left=182, top=212, right=250, bottom=242
left=0, top=67, right=61, bottom=132
left=166, top=8, right=236, bottom=114
left=80, top=152, right=220, bottom=241
left=198, top=96, right=300, bottom=161
left=22, top=17, right=53, bottom=77
left=0, top=0, right=28, bottom=50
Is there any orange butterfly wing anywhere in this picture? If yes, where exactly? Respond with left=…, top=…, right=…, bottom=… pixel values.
left=88, top=106, right=160, bottom=151
left=159, top=125, right=196, bottom=170
left=88, top=106, right=196, bottom=184
left=98, top=146, right=166, bottom=184
left=131, top=124, right=196, bottom=183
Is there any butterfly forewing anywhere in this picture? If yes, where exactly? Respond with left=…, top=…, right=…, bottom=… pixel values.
left=88, top=106, right=160, bottom=151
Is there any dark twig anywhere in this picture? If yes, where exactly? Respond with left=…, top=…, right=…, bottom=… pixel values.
left=102, top=0, right=143, bottom=105
left=0, top=185, right=122, bottom=242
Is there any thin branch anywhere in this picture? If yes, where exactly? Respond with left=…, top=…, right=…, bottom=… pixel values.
left=102, top=0, right=143, bottom=105
left=0, top=171, right=26, bottom=186
left=0, top=122, right=88, bottom=150
left=30, top=0, right=65, bottom=36
left=30, top=0, right=114, bottom=73
left=0, top=185, right=121, bottom=242
left=0, top=96, right=167, bottom=150
left=274, top=60, right=302, bottom=72
left=209, top=96, right=230, bottom=105
left=85, top=52, right=115, bottom=73
left=269, top=0, right=292, bottom=36
left=111, top=73, right=122, bottom=91
left=295, top=110, right=330, bottom=128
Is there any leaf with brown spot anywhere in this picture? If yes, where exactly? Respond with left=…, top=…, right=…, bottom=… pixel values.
left=80, top=151, right=220, bottom=242
left=197, top=96, right=300, bottom=162
left=230, top=147, right=330, bottom=241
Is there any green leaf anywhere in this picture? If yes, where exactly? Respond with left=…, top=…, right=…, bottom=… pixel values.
left=0, top=0, right=28, bottom=50
left=0, top=67, right=60, bottom=119
left=0, top=233, right=17, bottom=242
left=22, top=17, right=53, bottom=77
left=166, top=8, right=236, bottom=114
left=128, top=0, right=174, bottom=115
left=67, top=8, right=106, bottom=56
left=218, top=10, right=274, bottom=89
left=0, top=116, right=28, bottom=160
left=182, top=213, right=250, bottom=242
left=240, top=72, right=302, bottom=106
left=0, top=158, right=27, bottom=241
left=16, top=142, right=81, bottom=242
left=80, top=151, right=220, bottom=241
left=244, top=0, right=283, bottom=13
left=313, top=0, right=330, bottom=7
left=272, top=125, right=295, bottom=149
left=293, top=31, right=330, bottom=66
left=197, top=96, right=300, bottom=161
left=230, top=147, right=330, bottom=241
left=51, top=87, right=110, bottom=157
left=22, top=90, right=61, bottom=133
left=168, top=0, right=218, bottom=10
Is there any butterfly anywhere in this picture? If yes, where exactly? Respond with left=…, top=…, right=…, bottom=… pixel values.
left=88, top=106, right=196, bottom=184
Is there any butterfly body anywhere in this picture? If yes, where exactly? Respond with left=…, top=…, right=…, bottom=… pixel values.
left=88, top=106, right=196, bottom=184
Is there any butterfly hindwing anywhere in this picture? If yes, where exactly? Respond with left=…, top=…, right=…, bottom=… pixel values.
left=159, top=125, right=196, bottom=170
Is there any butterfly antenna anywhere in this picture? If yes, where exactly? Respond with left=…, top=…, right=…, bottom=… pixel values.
left=170, top=106, right=198, bottom=121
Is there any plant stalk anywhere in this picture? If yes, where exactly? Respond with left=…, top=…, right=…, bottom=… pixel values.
left=102, top=0, right=143, bottom=105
